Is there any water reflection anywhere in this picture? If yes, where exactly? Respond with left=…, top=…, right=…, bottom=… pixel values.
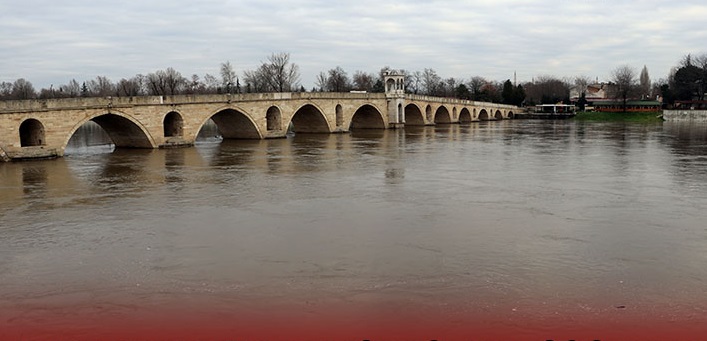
left=65, top=121, right=114, bottom=154
left=3, top=120, right=707, bottom=339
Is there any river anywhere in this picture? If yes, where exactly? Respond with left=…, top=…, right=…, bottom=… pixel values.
left=1, top=120, right=707, bottom=340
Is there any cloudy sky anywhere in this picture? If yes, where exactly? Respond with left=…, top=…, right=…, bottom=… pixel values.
left=1, top=0, right=706, bottom=89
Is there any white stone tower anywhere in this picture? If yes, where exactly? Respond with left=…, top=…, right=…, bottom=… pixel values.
left=383, top=70, right=405, bottom=128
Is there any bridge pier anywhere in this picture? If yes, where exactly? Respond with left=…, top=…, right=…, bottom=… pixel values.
left=160, top=137, right=194, bottom=148
left=2, top=145, right=60, bottom=160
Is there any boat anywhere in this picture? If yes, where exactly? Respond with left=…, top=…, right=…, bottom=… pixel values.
left=527, top=104, right=577, bottom=119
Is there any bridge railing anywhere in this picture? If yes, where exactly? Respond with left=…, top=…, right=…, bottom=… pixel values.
left=404, top=94, right=519, bottom=109
left=0, top=92, right=392, bottom=113
left=1, top=91, right=520, bottom=114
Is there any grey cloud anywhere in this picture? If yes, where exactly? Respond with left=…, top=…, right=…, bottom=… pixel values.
left=1, top=0, right=706, bottom=88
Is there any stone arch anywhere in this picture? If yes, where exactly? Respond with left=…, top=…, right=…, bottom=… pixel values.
left=335, top=104, right=344, bottom=128
left=405, top=104, right=425, bottom=125
left=65, top=111, right=156, bottom=149
left=495, top=110, right=503, bottom=120
left=163, top=111, right=184, bottom=137
left=425, top=105, right=433, bottom=123
left=266, top=106, right=282, bottom=131
left=206, top=107, right=261, bottom=139
left=459, top=108, right=472, bottom=123
left=386, top=79, right=396, bottom=93
left=508, top=111, right=514, bottom=119
left=434, top=106, right=452, bottom=124
left=479, top=109, right=490, bottom=121
left=19, top=118, right=46, bottom=147
left=350, top=104, right=385, bottom=129
left=397, top=103, right=403, bottom=123
left=290, top=104, right=330, bottom=133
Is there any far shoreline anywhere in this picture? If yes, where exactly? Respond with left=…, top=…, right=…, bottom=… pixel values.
left=572, top=111, right=664, bottom=122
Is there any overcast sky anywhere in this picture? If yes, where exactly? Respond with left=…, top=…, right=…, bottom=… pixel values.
left=2, top=0, right=706, bottom=89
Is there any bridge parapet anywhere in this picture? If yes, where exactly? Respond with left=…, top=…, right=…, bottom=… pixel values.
left=0, top=92, right=390, bottom=113
left=404, top=94, right=518, bottom=110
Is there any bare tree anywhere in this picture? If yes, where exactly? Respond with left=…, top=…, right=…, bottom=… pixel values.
left=524, top=75, right=570, bottom=104
left=467, top=76, right=487, bottom=101
left=86, top=76, right=115, bottom=97
left=242, top=68, right=266, bottom=93
left=352, top=71, right=375, bottom=91
left=261, top=52, right=300, bottom=92
left=11, top=78, right=36, bottom=99
left=116, top=75, right=144, bottom=97
left=324, top=66, right=351, bottom=92
left=573, top=76, right=591, bottom=97
left=145, top=68, right=185, bottom=96
left=421, top=68, right=441, bottom=96
left=146, top=71, right=167, bottom=95
left=315, top=71, right=328, bottom=92
left=220, top=61, right=237, bottom=93
left=0, top=81, right=13, bottom=99
left=240, top=53, right=301, bottom=93
left=202, top=73, right=220, bottom=93
left=611, top=65, right=638, bottom=112
left=444, top=77, right=459, bottom=97
left=164, top=67, right=185, bottom=95
left=185, top=74, right=205, bottom=94
left=407, top=70, right=422, bottom=94
left=692, top=53, right=707, bottom=69
left=60, top=79, right=81, bottom=98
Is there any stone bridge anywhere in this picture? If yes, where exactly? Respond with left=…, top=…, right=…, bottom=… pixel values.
left=1, top=77, right=519, bottom=161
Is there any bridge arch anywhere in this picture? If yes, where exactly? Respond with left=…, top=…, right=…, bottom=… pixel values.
left=404, top=103, right=425, bottom=125
left=65, top=110, right=156, bottom=150
left=494, top=110, right=503, bottom=120
left=291, top=104, right=330, bottom=133
left=350, top=104, right=385, bottom=129
left=434, top=106, right=452, bottom=124
left=205, top=107, right=261, bottom=139
left=479, top=109, right=490, bottom=121
left=163, top=111, right=184, bottom=137
left=19, top=118, right=46, bottom=147
left=459, top=108, right=472, bottom=123
left=266, top=106, right=283, bottom=131
left=508, top=111, right=514, bottom=119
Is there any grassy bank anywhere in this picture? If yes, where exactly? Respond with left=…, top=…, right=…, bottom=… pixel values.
left=573, top=111, right=664, bottom=122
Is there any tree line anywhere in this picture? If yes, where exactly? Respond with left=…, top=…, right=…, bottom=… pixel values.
left=4, top=51, right=705, bottom=108
left=0, top=53, right=306, bottom=100
left=0, top=52, right=526, bottom=106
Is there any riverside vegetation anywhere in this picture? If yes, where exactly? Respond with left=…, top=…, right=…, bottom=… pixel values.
left=573, top=111, right=664, bottom=122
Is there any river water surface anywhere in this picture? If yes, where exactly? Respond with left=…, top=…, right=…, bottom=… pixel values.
left=1, top=120, right=707, bottom=340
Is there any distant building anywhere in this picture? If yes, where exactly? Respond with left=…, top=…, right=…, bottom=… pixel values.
left=571, top=82, right=661, bottom=112
left=570, top=82, right=615, bottom=103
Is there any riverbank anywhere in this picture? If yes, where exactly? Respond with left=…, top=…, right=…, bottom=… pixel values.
left=573, top=111, right=664, bottom=122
